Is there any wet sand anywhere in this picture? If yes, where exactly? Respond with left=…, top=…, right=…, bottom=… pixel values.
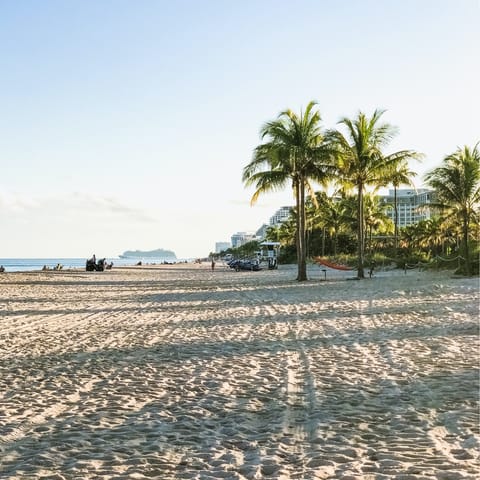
left=0, top=263, right=478, bottom=479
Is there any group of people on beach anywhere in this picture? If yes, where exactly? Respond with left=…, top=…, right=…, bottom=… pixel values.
left=42, top=264, right=63, bottom=271
left=86, top=254, right=113, bottom=272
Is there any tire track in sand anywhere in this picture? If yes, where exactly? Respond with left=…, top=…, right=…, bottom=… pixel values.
left=245, top=287, right=318, bottom=476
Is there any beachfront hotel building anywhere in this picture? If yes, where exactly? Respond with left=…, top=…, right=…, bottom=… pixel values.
left=381, top=188, right=434, bottom=227
left=269, top=206, right=292, bottom=226
left=253, top=207, right=293, bottom=241
left=215, top=242, right=231, bottom=253
left=231, top=232, right=257, bottom=248
left=255, top=224, right=269, bottom=240
left=224, top=191, right=434, bottom=250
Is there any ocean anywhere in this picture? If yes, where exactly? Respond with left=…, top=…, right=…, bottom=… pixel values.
left=0, top=257, right=191, bottom=272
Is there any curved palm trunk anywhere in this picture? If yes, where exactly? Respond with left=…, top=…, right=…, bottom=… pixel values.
left=297, top=179, right=308, bottom=281
left=357, top=184, right=365, bottom=278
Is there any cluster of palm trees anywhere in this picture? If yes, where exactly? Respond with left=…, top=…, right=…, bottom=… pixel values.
left=242, top=102, right=479, bottom=280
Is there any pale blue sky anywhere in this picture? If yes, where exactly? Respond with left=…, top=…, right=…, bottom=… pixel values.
left=0, top=0, right=478, bottom=258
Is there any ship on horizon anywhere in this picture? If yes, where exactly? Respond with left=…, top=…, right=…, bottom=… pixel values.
left=118, top=248, right=177, bottom=259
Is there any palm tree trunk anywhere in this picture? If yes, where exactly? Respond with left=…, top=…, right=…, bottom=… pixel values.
left=297, top=179, right=308, bottom=281
left=394, top=186, right=398, bottom=254
left=322, top=227, right=326, bottom=256
left=369, top=226, right=373, bottom=256
left=357, top=184, right=365, bottom=278
left=463, top=216, right=471, bottom=276
left=295, top=183, right=301, bottom=272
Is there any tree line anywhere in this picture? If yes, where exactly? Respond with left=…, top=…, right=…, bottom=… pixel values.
left=239, top=102, right=479, bottom=280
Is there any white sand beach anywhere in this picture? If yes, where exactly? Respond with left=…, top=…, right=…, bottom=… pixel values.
left=0, top=263, right=478, bottom=479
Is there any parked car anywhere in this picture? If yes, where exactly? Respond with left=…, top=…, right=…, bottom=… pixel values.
left=228, top=258, right=261, bottom=271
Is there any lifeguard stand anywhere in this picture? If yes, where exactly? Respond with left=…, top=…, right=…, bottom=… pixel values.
left=258, top=241, right=280, bottom=269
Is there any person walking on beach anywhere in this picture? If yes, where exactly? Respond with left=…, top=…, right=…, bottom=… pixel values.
left=368, top=260, right=376, bottom=278
left=211, top=258, right=216, bottom=271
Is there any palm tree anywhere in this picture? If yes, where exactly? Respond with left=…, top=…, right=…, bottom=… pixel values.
left=327, top=109, right=422, bottom=278
left=386, top=160, right=418, bottom=253
left=265, top=215, right=296, bottom=248
left=243, top=101, right=332, bottom=280
left=363, top=193, right=393, bottom=255
left=416, top=217, right=445, bottom=257
left=400, top=223, right=420, bottom=254
left=265, top=225, right=281, bottom=243
left=425, top=144, right=480, bottom=275
left=312, top=193, right=351, bottom=257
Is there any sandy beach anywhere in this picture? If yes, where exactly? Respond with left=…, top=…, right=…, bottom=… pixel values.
left=0, top=263, right=478, bottom=480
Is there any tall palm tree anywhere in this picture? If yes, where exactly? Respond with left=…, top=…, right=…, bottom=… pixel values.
left=425, top=144, right=480, bottom=275
left=243, top=101, right=332, bottom=281
left=327, top=109, right=422, bottom=278
left=386, top=160, right=418, bottom=253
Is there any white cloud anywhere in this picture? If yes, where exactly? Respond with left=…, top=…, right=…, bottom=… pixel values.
left=0, top=190, right=161, bottom=257
left=0, top=191, right=156, bottom=222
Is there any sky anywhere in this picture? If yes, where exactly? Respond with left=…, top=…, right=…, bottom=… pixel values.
left=0, top=0, right=478, bottom=259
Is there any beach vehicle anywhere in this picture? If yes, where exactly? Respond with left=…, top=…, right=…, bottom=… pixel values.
left=86, top=257, right=106, bottom=272
left=228, top=258, right=261, bottom=271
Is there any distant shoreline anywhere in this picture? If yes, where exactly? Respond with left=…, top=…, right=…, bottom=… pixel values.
left=0, top=256, right=191, bottom=273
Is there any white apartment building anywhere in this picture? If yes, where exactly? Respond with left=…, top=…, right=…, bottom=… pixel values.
left=224, top=208, right=292, bottom=249
left=269, top=206, right=292, bottom=226
left=224, top=191, right=435, bottom=252
left=215, top=242, right=231, bottom=253
left=381, top=188, right=434, bottom=227
left=231, top=232, right=257, bottom=248
left=255, top=224, right=269, bottom=239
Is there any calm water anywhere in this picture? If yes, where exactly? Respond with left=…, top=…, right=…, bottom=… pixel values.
left=0, top=257, right=190, bottom=272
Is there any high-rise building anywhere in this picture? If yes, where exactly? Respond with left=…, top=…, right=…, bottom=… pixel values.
left=381, top=188, right=434, bottom=227
left=231, top=232, right=257, bottom=248
left=255, top=224, right=269, bottom=240
left=269, top=206, right=292, bottom=226
left=215, top=242, right=231, bottom=253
